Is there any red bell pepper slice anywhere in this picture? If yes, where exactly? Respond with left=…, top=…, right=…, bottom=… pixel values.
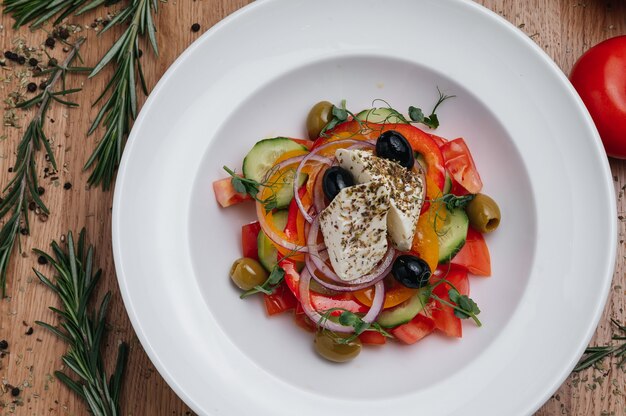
left=263, top=283, right=298, bottom=316
left=241, top=222, right=261, bottom=260
left=359, top=331, right=387, bottom=345
left=451, top=228, right=491, bottom=276
left=440, top=138, right=483, bottom=194
left=213, top=176, right=251, bottom=208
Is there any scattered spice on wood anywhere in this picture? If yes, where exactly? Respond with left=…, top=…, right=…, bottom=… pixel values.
left=37, top=255, right=47, bottom=265
left=17, top=55, right=25, bottom=65
left=28, top=57, right=38, bottom=66
left=0, top=340, right=8, bottom=349
left=48, top=58, right=57, bottom=67
left=11, top=387, right=20, bottom=397
left=20, top=228, right=28, bottom=236
left=191, top=23, right=201, bottom=32
left=45, top=37, right=56, bottom=48
left=26, top=82, right=37, bottom=93
left=63, top=182, right=72, bottom=190
left=25, top=327, right=33, bottom=336
left=37, top=186, right=44, bottom=195
left=28, top=202, right=36, bottom=211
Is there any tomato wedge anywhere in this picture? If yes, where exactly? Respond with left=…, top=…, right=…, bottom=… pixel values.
left=440, top=138, right=483, bottom=194
left=213, top=176, right=251, bottom=208
left=391, top=314, right=436, bottom=344
left=428, top=265, right=469, bottom=338
left=359, top=331, right=387, bottom=345
left=241, top=222, right=261, bottom=260
left=321, top=121, right=446, bottom=191
left=263, top=283, right=298, bottom=316
left=281, top=260, right=368, bottom=314
left=451, top=228, right=491, bottom=276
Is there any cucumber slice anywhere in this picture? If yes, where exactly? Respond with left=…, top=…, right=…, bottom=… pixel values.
left=273, top=171, right=308, bottom=209
left=377, top=288, right=431, bottom=328
left=257, top=210, right=289, bottom=271
left=437, top=208, right=469, bottom=263
left=242, top=137, right=307, bottom=183
left=442, top=173, right=452, bottom=194
left=355, top=108, right=409, bottom=124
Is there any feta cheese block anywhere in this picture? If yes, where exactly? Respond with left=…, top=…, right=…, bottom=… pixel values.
left=336, top=149, right=425, bottom=251
left=318, top=182, right=391, bottom=281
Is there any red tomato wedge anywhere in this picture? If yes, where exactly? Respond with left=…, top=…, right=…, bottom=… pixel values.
left=432, top=264, right=470, bottom=296
left=440, top=138, right=483, bottom=194
left=288, top=138, right=314, bottom=150
left=213, top=176, right=251, bottom=207
left=263, top=283, right=298, bottom=316
left=428, top=133, right=448, bottom=147
left=359, top=331, right=387, bottom=345
left=241, top=222, right=261, bottom=260
left=428, top=265, right=469, bottom=338
left=391, top=314, right=436, bottom=344
left=451, top=228, right=491, bottom=276
left=321, top=121, right=446, bottom=191
left=281, top=260, right=368, bottom=314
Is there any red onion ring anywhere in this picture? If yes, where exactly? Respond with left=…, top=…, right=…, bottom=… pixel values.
left=299, top=268, right=385, bottom=333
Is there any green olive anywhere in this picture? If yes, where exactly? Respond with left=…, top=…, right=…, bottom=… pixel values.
left=465, top=193, right=501, bottom=233
left=229, top=258, right=268, bottom=290
left=306, top=101, right=334, bottom=140
left=313, top=330, right=361, bottom=363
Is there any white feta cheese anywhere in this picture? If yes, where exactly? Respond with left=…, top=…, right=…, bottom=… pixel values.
left=336, top=148, right=425, bottom=251
left=318, top=182, right=390, bottom=281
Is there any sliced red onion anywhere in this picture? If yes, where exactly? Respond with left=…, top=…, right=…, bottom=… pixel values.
left=312, top=166, right=327, bottom=213
left=299, top=268, right=385, bottom=333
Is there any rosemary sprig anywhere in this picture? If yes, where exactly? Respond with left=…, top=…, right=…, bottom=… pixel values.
left=0, top=38, right=86, bottom=297
left=84, top=0, right=159, bottom=190
left=574, top=319, right=626, bottom=372
left=3, top=0, right=89, bottom=28
left=33, top=229, right=129, bottom=416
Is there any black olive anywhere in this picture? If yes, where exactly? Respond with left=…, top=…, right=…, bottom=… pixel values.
left=375, top=130, right=414, bottom=169
left=322, top=166, right=355, bottom=201
left=392, top=255, right=431, bottom=288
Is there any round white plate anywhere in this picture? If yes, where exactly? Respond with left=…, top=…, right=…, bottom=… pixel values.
left=112, top=0, right=616, bottom=415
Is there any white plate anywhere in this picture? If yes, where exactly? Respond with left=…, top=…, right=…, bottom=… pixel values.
left=112, top=0, right=617, bottom=415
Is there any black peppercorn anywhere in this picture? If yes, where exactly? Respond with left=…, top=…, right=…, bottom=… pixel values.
left=39, top=81, right=47, bottom=90
left=48, top=58, right=58, bottom=67
left=0, top=340, right=8, bottom=349
left=37, top=255, right=48, bottom=265
left=25, top=327, right=33, bottom=335
left=45, top=37, right=56, bottom=48
left=28, top=57, right=38, bottom=67
left=137, top=49, right=143, bottom=58
left=27, top=82, right=37, bottom=93
left=20, top=228, right=29, bottom=236
left=4, top=51, right=17, bottom=61
left=17, top=55, right=26, bottom=65
left=28, top=201, right=36, bottom=211
left=58, top=28, right=70, bottom=40
left=191, top=23, right=201, bottom=32
left=11, top=387, right=20, bottom=397
left=37, top=186, right=45, bottom=195
left=63, top=182, right=72, bottom=190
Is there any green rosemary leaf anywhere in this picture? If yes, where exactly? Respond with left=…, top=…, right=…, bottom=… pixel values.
left=35, top=229, right=129, bottom=414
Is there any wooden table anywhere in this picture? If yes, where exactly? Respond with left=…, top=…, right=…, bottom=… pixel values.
left=0, top=1, right=624, bottom=414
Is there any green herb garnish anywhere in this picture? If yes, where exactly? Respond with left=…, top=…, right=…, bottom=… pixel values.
left=319, top=308, right=393, bottom=344
left=408, top=87, right=456, bottom=129
left=574, top=319, right=626, bottom=372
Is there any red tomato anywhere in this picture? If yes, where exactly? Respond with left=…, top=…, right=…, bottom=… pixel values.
left=241, top=222, right=261, bottom=260
left=212, top=177, right=251, bottom=207
left=391, top=314, right=436, bottom=344
left=451, top=228, right=491, bottom=277
left=440, top=138, right=483, bottom=194
left=280, top=260, right=368, bottom=314
left=432, top=264, right=470, bottom=296
left=289, top=138, right=314, bottom=150
left=359, top=331, right=387, bottom=345
left=427, top=266, right=468, bottom=338
left=428, top=133, right=448, bottom=147
left=570, top=36, right=626, bottom=158
left=263, top=283, right=298, bottom=316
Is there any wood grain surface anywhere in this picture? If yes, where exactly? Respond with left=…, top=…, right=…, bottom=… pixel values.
left=0, top=1, right=624, bottom=415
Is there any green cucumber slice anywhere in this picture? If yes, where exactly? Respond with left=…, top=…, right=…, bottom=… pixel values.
left=274, top=171, right=307, bottom=209
left=377, top=288, right=431, bottom=328
left=242, top=137, right=307, bottom=182
left=442, top=174, right=452, bottom=194
left=257, top=210, right=289, bottom=271
left=355, top=108, right=409, bottom=124
left=437, top=208, right=469, bottom=263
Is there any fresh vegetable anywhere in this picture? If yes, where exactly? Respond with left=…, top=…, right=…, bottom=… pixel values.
left=437, top=208, right=469, bottom=263
left=322, top=166, right=355, bottom=201
left=570, top=36, right=626, bottom=159
left=314, top=330, right=362, bottom=363
left=377, top=288, right=430, bottom=328
left=375, top=130, right=415, bottom=169
left=451, top=228, right=491, bottom=276
left=215, top=98, right=498, bottom=362
left=465, top=193, right=501, bottom=233
left=440, top=138, right=483, bottom=194
left=306, top=101, right=334, bottom=140
left=242, top=222, right=261, bottom=260
left=229, top=258, right=268, bottom=290
left=257, top=211, right=288, bottom=271
left=213, top=176, right=251, bottom=208
left=391, top=255, right=431, bottom=289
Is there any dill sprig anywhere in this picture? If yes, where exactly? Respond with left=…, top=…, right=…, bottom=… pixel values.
left=0, top=38, right=86, bottom=297
left=84, top=0, right=159, bottom=190
left=574, top=319, right=626, bottom=372
left=34, top=229, right=129, bottom=416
